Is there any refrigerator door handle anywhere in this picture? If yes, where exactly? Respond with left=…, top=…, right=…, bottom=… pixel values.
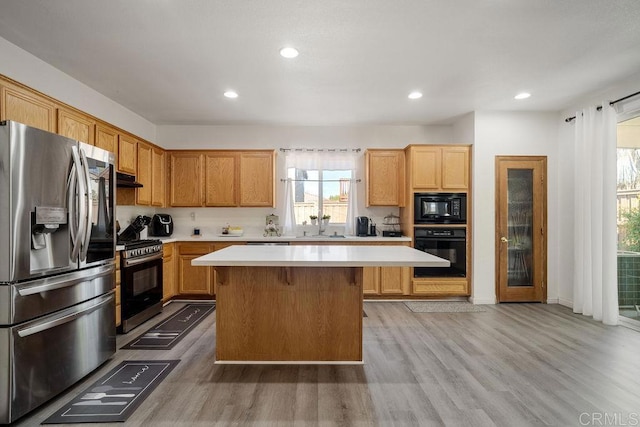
left=17, top=264, right=114, bottom=296
left=67, top=163, right=79, bottom=251
left=70, top=147, right=86, bottom=260
left=16, top=292, right=114, bottom=338
left=79, top=147, right=93, bottom=261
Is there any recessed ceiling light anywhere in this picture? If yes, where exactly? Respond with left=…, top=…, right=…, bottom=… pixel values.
left=279, top=47, right=299, bottom=58
left=224, top=91, right=238, bottom=99
left=514, top=92, right=531, bottom=100
left=408, top=91, right=423, bottom=100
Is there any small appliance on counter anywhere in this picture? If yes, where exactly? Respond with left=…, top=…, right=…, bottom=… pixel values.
left=356, top=216, right=377, bottom=236
left=150, top=213, right=173, bottom=236
left=356, top=216, right=369, bottom=236
left=382, top=213, right=403, bottom=237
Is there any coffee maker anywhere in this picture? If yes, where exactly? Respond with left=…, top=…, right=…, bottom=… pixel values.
left=356, top=216, right=369, bottom=237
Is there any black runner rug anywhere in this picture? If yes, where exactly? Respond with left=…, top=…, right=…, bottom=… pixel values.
left=42, top=360, right=179, bottom=424
left=121, top=303, right=215, bottom=350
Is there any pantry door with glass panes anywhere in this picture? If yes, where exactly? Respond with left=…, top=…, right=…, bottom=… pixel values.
left=495, top=156, right=547, bottom=302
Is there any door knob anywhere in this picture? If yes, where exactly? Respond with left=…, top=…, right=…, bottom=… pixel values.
left=500, top=237, right=509, bottom=243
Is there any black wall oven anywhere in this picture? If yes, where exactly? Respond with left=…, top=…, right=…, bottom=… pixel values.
left=414, top=228, right=466, bottom=278
left=119, top=240, right=163, bottom=333
left=414, top=192, right=467, bottom=224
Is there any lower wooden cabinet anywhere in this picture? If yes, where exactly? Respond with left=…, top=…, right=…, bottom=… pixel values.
left=363, top=268, right=380, bottom=294
left=177, top=243, right=215, bottom=296
left=115, top=252, right=121, bottom=327
left=291, top=240, right=410, bottom=296
left=412, top=278, right=469, bottom=296
left=363, top=266, right=410, bottom=295
left=175, top=242, right=242, bottom=297
left=163, top=243, right=175, bottom=301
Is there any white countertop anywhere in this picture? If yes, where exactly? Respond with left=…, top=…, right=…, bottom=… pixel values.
left=156, top=233, right=410, bottom=244
left=191, top=245, right=449, bottom=267
left=116, top=234, right=411, bottom=252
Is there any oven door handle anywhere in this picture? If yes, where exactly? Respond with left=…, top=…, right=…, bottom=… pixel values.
left=123, top=252, right=163, bottom=267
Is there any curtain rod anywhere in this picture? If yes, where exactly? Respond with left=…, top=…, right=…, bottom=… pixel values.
left=280, top=178, right=361, bottom=183
left=279, top=148, right=361, bottom=152
left=564, top=89, right=640, bottom=123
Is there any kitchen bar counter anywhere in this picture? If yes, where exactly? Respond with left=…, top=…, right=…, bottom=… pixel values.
left=192, top=244, right=443, bottom=267
left=193, top=245, right=448, bottom=364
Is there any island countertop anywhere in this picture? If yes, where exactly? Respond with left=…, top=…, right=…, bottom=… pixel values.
left=192, top=244, right=449, bottom=268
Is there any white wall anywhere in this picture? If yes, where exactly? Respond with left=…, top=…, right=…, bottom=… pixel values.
left=156, top=124, right=452, bottom=150
left=471, top=112, right=560, bottom=304
left=0, top=36, right=156, bottom=141
left=452, top=112, right=475, bottom=145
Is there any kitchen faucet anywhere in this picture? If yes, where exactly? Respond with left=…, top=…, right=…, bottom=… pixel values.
left=317, top=210, right=325, bottom=236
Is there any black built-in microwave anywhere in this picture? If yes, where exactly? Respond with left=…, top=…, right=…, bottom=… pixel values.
left=414, top=192, right=467, bottom=224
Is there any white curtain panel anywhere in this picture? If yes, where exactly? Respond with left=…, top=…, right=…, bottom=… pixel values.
left=282, top=178, right=296, bottom=235
left=345, top=177, right=358, bottom=235
left=573, top=103, right=619, bottom=325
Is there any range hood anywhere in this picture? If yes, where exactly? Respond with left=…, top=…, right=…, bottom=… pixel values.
left=116, top=172, right=143, bottom=188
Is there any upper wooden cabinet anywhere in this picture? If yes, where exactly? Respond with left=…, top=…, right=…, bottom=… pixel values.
left=0, top=81, right=56, bottom=132
left=118, top=134, right=138, bottom=174
left=169, top=150, right=275, bottom=208
left=57, top=107, right=94, bottom=144
left=205, top=152, right=237, bottom=207
left=151, top=147, right=165, bottom=207
left=95, top=123, right=119, bottom=167
left=136, top=142, right=153, bottom=205
left=238, top=151, right=275, bottom=207
left=408, top=145, right=469, bottom=191
left=169, top=151, right=203, bottom=207
left=365, top=149, right=406, bottom=207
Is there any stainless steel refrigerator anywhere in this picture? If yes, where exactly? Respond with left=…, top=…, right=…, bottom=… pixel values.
left=0, top=121, right=117, bottom=424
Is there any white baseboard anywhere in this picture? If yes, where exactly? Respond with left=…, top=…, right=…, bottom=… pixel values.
left=469, top=296, right=496, bottom=305
left=546, top=298, right=559, bottom=304
left=558, top=297, right=573, bottom=308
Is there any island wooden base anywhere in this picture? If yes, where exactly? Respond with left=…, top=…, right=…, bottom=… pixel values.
left=215, top=266, right=363, bottom=363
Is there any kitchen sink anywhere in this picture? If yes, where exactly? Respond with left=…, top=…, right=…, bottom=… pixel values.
left=296, top=234, right=346, bottom=239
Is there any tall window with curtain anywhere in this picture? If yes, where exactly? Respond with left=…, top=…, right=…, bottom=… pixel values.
left=573, top=103, right=618, bottom=325
left=282, top=149, right=360, bottom=235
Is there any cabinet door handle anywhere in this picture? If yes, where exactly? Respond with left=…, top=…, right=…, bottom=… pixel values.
left=500, top=237, right=509, bottom=243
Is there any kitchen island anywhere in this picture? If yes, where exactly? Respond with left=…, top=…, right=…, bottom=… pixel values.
left=192, top=245, right=449, bottom=364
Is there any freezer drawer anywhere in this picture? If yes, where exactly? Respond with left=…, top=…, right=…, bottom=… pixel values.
left=0, top=263, right=115, bottom=326
left=0, top=291, right=116, bottom=424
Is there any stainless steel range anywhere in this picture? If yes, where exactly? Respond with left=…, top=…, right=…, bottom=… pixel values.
left=119, top=239, right=163, bottom=333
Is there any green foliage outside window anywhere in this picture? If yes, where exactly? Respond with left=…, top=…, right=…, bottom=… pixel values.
left=620, top=208, right=640, bottom=251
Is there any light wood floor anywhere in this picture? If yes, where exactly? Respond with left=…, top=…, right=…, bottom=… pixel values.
left=15, top=302, right=640, bottom=426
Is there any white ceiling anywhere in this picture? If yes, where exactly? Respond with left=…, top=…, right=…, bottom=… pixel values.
left=1, top=0, right=640, bottom=126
